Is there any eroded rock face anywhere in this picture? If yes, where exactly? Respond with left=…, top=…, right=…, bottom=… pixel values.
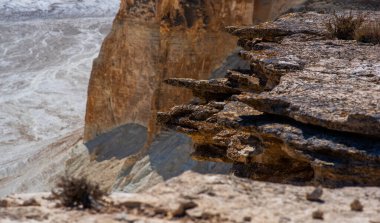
left=73, top=0, right=258, bottom=193
left=84, top=0, right=254, bottom=141
left=159, top=11, right=380, bottom=186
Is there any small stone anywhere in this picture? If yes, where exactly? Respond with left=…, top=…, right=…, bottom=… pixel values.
left=22, top=198, right=40, bottom=207
left=312, top=210, right=324, bottom=220
left=244, top=216, right=252, bottom=222
left=350, top=199, right=364, bottom=212
left=306, top=187, right=323, bottom=202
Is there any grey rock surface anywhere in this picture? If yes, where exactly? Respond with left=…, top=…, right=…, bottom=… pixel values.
left=159, top=11, right=380, bottom=186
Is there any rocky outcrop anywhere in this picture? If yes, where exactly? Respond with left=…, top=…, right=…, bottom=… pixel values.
left=159, top=11, right=380, bottom=186
left=84, top=0, right=255, bottom=141
left=1, top=171, right=380, bottom=223
left=76, top=0, right=312, bottom=192
left=75, top=0, right=258, bottom=193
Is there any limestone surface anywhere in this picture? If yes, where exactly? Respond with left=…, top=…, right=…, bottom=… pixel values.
left=159, top=11, right=380, bottom=186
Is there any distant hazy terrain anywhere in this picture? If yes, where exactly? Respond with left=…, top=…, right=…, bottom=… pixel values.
left=0, top=0, right=118, bottom=196
left=0, top=0, right=119, bottom=20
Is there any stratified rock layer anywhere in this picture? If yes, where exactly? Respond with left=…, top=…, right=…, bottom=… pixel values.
left=159, top=11, right=380, bottom=186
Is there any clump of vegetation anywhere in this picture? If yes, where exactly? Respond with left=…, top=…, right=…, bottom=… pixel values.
left=312, top=210, right=324, bottom=220
left=355, top=21, right=380, bottom=44
left=52, top=176, right=107, bottom=210
left=325, top=12, right=365, bottom=40
left=350, top=199, right=364, bottom=212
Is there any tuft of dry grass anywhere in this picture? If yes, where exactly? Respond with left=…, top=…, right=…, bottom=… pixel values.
left=355, top=21, right=380, bottom=44
left=52, top=176, right=107, bottom=210
left=325, top=12, right=365, bottom=40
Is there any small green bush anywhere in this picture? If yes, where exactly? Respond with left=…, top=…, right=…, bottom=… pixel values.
left=52, top=176, right=106, bottom=210
left=355, top=21, right=380, bottom=44
left=325, top=12, right=365, bottom=40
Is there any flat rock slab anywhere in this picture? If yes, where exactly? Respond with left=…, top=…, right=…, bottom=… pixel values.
left=158, top=11, right=380, bottom=186
left=238, top=38, right=380, bottom=136
left=226, top=12, right=329, bottom=39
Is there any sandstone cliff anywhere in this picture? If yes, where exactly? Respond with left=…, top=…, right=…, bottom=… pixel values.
left=159, top=11, right=380, bottom=186
left=72, top=0, right=255, bottom=193
left=84, top=0, right=254, bottom=141
left=76, top=0, right=307, bottom=192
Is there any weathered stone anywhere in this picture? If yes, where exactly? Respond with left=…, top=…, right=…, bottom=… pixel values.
left=159, top=11, right=380, bottom=186
left=74, top=0, right=256, bottom=193
left=237, top=37, right=380, bottom=136
left=164, top=78, right=241, bottom=102
left=2, top=172, right=380, bottom=223
left=160, top=100, right=380, bottom=185
left=84, top=0, right=255, bottom=141
left=226, top=12, right=330, bottom=40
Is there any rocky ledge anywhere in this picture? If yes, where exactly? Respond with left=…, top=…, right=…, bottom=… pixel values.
left=158, top=12, right=380, bottom=186
left=1, top=172, right=380, bottom=223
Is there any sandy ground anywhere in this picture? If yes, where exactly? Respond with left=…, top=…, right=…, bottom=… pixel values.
left=0, top=0, right=118, bottom=196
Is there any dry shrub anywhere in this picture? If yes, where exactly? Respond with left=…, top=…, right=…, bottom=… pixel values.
left=52, top=176, right=107, bottom=210
left=325, top=12, right=365, bottom=40
left=355, top=21, right=380, bottom=44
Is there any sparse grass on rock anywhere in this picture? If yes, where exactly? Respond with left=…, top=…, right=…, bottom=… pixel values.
left=325, top=12, right=365, bottom=40
left=52, top=176, right=107, bottom=210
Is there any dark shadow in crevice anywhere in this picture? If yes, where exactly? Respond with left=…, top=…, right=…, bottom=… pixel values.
left=239, top=113, right=380, bottom=154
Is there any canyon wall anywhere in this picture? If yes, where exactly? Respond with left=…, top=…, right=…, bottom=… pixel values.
left=84, top=0, right=254, bottom=142
left=76, top=0, right=256, bottom=192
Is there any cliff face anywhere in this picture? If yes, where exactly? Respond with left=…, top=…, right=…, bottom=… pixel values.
left=76, top=0, right=258, bottom=192
left=159, top=11, right=380, bottom=186
left=78, top=0, right=307, bottom=191
left=84, top=0, right=254, bottom=142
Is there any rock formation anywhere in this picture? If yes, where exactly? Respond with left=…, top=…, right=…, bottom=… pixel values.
left=67, top=0, right=256, bottom=193
left=84, top=0, right=255, bottom=141
left=159, top=11, right=380, bottom=186
left=2, top=171, right=380, bottom=223
left=75, top=0, right=308, bottom=192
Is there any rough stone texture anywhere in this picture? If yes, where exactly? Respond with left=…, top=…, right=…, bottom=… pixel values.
left=299, top=0, right=380, bottom=11
left=233, top=18, right=380, bottom=136
left=159, top=11, right=380, bottom=186
left=1, top=172, right=380, bottom=223
left=74, top=0, right=311, bottom=193
left=84, top=0, right=255, bottom=141
left=74, top=0, right=257, bottom=193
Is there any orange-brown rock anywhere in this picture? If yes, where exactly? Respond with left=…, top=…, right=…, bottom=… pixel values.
left=84, top=0, right=254, bottom=141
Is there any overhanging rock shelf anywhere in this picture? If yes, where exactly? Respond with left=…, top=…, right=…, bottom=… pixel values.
left=158, top=12, right=380, bottom=186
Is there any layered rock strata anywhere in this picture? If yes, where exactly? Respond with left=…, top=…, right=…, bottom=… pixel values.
left=159, top=12, right=380, bottom=186
left=75, top=0, right=257, bottom=192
